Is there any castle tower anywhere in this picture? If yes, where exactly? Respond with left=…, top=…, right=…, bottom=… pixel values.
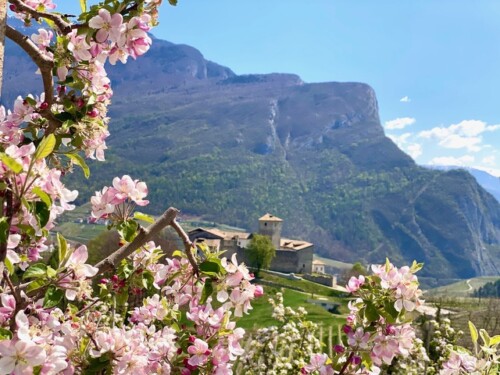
left=258, top=213, right=283, bottom=249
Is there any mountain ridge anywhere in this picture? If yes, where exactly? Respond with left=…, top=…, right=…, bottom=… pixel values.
left=3, top=23, right=500, bottom=282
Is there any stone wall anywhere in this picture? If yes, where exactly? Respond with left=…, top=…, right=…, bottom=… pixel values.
left=270, top=247, right=313, bottom=274
left=303, top=274, right=337, bottom=287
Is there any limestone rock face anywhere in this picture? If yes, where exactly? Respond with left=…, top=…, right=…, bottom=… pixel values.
left=3, top=20, right=500, bottom=283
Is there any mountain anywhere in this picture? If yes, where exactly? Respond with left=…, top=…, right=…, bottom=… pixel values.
left=3, top=24, right=500, bottom=284
left=425, top=166, right=500, bottom=203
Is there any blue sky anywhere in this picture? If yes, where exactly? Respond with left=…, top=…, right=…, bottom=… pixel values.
left=60, top=1, right=500, bottom=176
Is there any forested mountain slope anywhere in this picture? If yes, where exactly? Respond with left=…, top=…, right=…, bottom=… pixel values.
left=4, top=24, right=500, bottom=280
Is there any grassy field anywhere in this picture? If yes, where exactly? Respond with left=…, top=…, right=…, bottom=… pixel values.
left=237, top=286, right=346, bottom=331
left=425, top=276, right=500, bottom=298
left=258, top=270, right=347, bottom=295
left=54, top=222, right=107, bottom=244
left=425, top=295, right=500, bottom=349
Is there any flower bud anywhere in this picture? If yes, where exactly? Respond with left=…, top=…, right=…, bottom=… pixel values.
left=87, top=109, right=99, bottom=118
left=333, top=344, right=345, bottom=353
left=254, top=285, right=264, bottom=298
left=342, top=325, right=353, bottom=334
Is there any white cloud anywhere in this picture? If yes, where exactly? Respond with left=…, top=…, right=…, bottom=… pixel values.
left=473, top=167, right=500, bottom=178
left=387, top=133, right=422, bottom=159
left=428, top=155, right=475, bottom=167
left=438, top=134, right=482, bottom=152
left=482, top=155, right=496, bottom=166
left=384, top=117, right=416, bottom=130
left=419, top=120, right=500, bottom=139
left=418, top=120, right=500, bottom=153
left=387, top=132, right=412, bottom=147
left=400, top=96, right=411, bottom=103
left=406, top=143, right=422, bottom=159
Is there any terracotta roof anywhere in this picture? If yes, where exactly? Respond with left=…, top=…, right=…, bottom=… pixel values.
left=259, top=213, right=283, bottom=222
left=280, top=238, right=313, bottom=251
left=192, top=227, right=251, bottom=241
left=312, top=260, right=325, bottom=265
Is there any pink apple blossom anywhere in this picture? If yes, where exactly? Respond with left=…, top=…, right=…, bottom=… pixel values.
left=346, top=274, right=365, bottom=292
left=89, top=9, right=124, bottom=43
left=0, top=339, right=46, bottom=375
left=187, top=338, right=210, bottom=366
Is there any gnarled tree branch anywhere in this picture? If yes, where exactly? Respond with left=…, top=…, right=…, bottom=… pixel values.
left=6, top=25, right=61, bottom=130
left=8, top=0, right=73, bottom=35
left=95, top=207, right=199, bottom=276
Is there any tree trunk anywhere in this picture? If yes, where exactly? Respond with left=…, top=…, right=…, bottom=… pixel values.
left=0, top=0, right=7, bottom=100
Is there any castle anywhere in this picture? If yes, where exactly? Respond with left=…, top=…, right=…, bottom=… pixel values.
left=188, top=214, right=313, bottom=274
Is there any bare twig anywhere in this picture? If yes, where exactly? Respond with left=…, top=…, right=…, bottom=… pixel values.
left=76, top=299, right=101, bottom=317
left=8, top=0, right=73, bottom=35
left=95, top=207, right=199, bottom=276
left=170, top=218, right=199, bottom=276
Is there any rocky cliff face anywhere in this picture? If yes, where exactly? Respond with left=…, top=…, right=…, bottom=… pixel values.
left=3, top=23, right=500, bottom=282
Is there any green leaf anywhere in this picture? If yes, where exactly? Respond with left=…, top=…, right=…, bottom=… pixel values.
left=480, top=328, right=490, bottom=346
left=34, top=134, right=56, bottom=160
left=23, top=263, right=47, bottom=280
left=24, top=97, right=36, bottom=106
left=0, top=328, right=12, bottom=340
left=469, top=321, right=478, bottom=344
left=119, top=260, right=134, bottom=279
left=200, top=279, right=213, bottom=304
left=364, top=301, right=379, bottom=323
left=79, top=0, right=86, bottom=12
left=0, top=217, right=9, bottom=244
left=489, top=335, right=500, bottom=346
left=66, top=153, right=90, bottom=178
left=117, top=220, right=138, bottom=243
left=381, top=300, right=399, bottom=323
left=43, top=285, right=64, bottom=308
left=26, top=279, right=46, bottom=293
left=133, top=212, right=154, bottom=224
left=410, top=260, right=423, bottom=273
left=115, top=288, right=129, bottom=307
left=4, top=258, right=13, bottom=274
left=172, top=250, right=183, bottom=258
left=46, top=266, right=57, bottom=278
left=199, top=259, right=223, bottom=277
left=32, top=186, right=52, bottom=207
left=142, top=272, right=154, bottom=291
left=35, top=201, right=50, bottom=228
left=57, top=233, right=68, bottom=265
left=85, top=354, right=112, bottom=374
left=0, top=153, right=23, bottom=173
left=168, top=0, right=177, bottom=5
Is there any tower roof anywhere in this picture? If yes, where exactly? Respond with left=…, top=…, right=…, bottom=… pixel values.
left=259, top=213, right=283, bottom=222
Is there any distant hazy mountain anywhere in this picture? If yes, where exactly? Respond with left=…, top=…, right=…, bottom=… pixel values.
left=4, top=21, right=500, bottom=283
left=426, top=166, right=500, bottom=203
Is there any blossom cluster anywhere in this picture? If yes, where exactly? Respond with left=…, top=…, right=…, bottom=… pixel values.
left=0, top=140, right=77, bottom=270
left=239, top=292, right=322, bottom=375
left=5, top=0, right=163, bottom=165
left=301, top=260, right=425, bottom=375
left=0, top=210, right=262, bottom=374
left=91, top=175, right=149, bottom=220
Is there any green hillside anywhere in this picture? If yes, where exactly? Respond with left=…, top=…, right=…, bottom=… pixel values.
left=6, top=36, right=500, bottom=282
